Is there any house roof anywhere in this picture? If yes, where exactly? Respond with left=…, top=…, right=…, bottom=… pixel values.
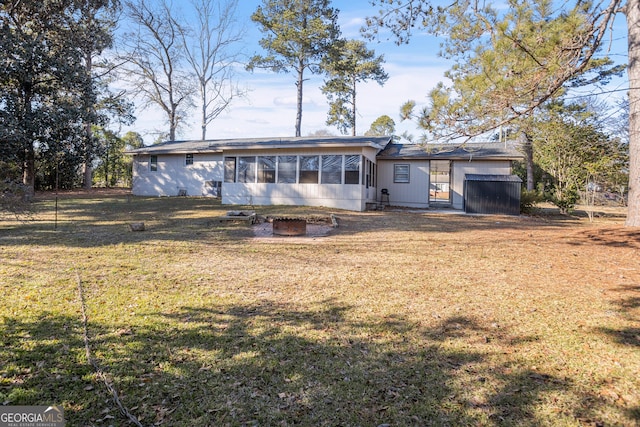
left=126, top=136, right=393, bottom=155
left=376, top=142, right=524, bottom=160
left=465, top=174, right=523, bottom=182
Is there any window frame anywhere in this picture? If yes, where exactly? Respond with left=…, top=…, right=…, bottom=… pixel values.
left=237, top=156, right=257, bottom=183
left=257, top=156, right=276, bottom=183
left=344, top=155, right=360, bottom=185
left=150, top=155, right=158, bottom=172
left=321, top=155, right=342, bottom=184
left=277, top=155, right=298, bottom=184
left=185, top=153, right=194, bottom=166
left=224, top=157, right=236, bottom=183
left=394, top=164, right=410, bottom=183
left=299, top=155, right=319, bottom=184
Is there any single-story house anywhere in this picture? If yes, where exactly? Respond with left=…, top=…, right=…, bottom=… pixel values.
left=126, top=136, right=523, bottom=213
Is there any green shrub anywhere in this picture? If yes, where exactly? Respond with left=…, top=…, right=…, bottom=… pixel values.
left=520, top=189, right=543, bottom=214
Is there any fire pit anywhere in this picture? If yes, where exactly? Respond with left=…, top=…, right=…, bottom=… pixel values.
left=272, top=217, right=307, bottom=236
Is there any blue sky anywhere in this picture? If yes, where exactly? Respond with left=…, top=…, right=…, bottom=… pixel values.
left=123, top=0, right=453, bottom=142
left=123, top=0, right=630, bottom=143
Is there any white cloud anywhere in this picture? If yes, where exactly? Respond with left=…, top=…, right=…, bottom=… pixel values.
left=118, top=0, right=455, bottom=143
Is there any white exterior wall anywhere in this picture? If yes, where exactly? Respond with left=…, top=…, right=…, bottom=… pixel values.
left=130, top=147, right=513, bottom=211
left=132, top=153, right=223, bottom=196
left=377, top=159, right=513, bottom=209
left=223, top=183, right=369, bottom=211
left=377, top=160, right=430, bottom=208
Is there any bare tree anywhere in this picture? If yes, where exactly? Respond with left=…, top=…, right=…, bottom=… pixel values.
left=120, top=0, right=193, bottom=142
left=178, top=0, right=246, bottom=141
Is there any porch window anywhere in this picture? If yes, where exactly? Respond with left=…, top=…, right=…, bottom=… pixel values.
left=150, top=155, right=157, bottom=172
left=369, top=160, right=376, bottom=187
left=394, top=164, right=410, bottom=183
left=345, top=155, right=360, bottom=185
left=299, top=156, right=319, bottom=183
left=185, top=153, right=194, bottom=165
left=224, top=157, right=236, bottom=183
left=257, top=156, right=276, bottom=183
left=277, top=156, right=297, bottom=183
left=321, top=155, right=342, bottom=184
left=238, top=156, right=256, bottom=183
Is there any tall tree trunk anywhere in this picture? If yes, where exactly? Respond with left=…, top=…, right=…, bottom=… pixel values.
left=519, top=131, right=535, bottom=191
left=295, top=64, right=304, bottom=137
left=169, top=105, right=177, bottom=141
left=626, top=0, right=640, bottom=226
left=21, top=82, right=35, bottom=196
left=22, top=143, right=35, bottom=196
left=83, top=51, right=94, bottom=189
left=201, top=86, right=207, bottom=140
left=351, top=77, right=357, bottom=136
left=83, top=125, right=93, bottom=188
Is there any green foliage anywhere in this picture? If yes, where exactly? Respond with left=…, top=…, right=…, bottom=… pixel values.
left=0, top=0, right=121, bottom=191
left=364, top=0, right=640, bottom=226
left=519, top=189, right=543, bottom=214
left=546, top=188, right=580, bottom=214
left=92, top=128, right=130, bottom=187
left=367, top=0, right=624, bottom=141
left=248, top=0, right=340, bottom=136
left=35, top=148, right=84, bottom=191
left=533, top=101, right=627, bottom=214
left=122, top=131, right=145, bottom=150
left=365, top=115, right=396, bottom=137
left=248, top=0, right=339, bottom=74
left=321, top=39, right=388, bottom=135
left=0, top=178, right=31, bottom=218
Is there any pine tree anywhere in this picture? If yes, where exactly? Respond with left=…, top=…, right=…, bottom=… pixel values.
left=248, top=0, right=341, bottom=137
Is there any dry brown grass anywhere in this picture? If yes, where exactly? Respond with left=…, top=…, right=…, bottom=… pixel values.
left=0, top=190, right=638, bottom=426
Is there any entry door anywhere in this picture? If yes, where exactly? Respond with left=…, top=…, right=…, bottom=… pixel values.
left=429, top=160, right=451, bottom=204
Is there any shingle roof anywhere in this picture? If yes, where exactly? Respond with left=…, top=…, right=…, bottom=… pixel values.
left=376, top=142, right=524, bottom=160
left=126, top=136, right=392, bottom=155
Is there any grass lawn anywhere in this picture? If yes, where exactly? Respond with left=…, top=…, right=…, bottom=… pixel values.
left=1, top=190, right=639, bottom=426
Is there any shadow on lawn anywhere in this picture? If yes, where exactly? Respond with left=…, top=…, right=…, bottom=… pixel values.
left=2, top=300, right=609, bottom=426
left=0, top=194, right=576, bottom=249
left=597, top=285, right=640, bottom=349
left=0, top=195, right=250, bottom=248
left=593, top=284, right=640, bottom=424
left=565, top=227, right=640, bottom=250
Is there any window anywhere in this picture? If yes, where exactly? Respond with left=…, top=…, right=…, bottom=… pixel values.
left=150, top=155, right=157, bottom=172
left=277, top=155, right=297, bottom=183
left=345, top=155, right=360, bottom=185
left=321, top=155, right=342, bottom=184
left=186, top=153, right=194, bottom=165
left=299, top=155, right=319, bottom=183
left=370, top=161, right=375, bottom=187
left=238, top=156, right=256, bottom=183
left=363, top=159, right=370, bottom=188
left=224, top=157, right=236, bottom=183
left=394, top=164, right=410, bottom=183
left=257, top=156, right=276, bottom=183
